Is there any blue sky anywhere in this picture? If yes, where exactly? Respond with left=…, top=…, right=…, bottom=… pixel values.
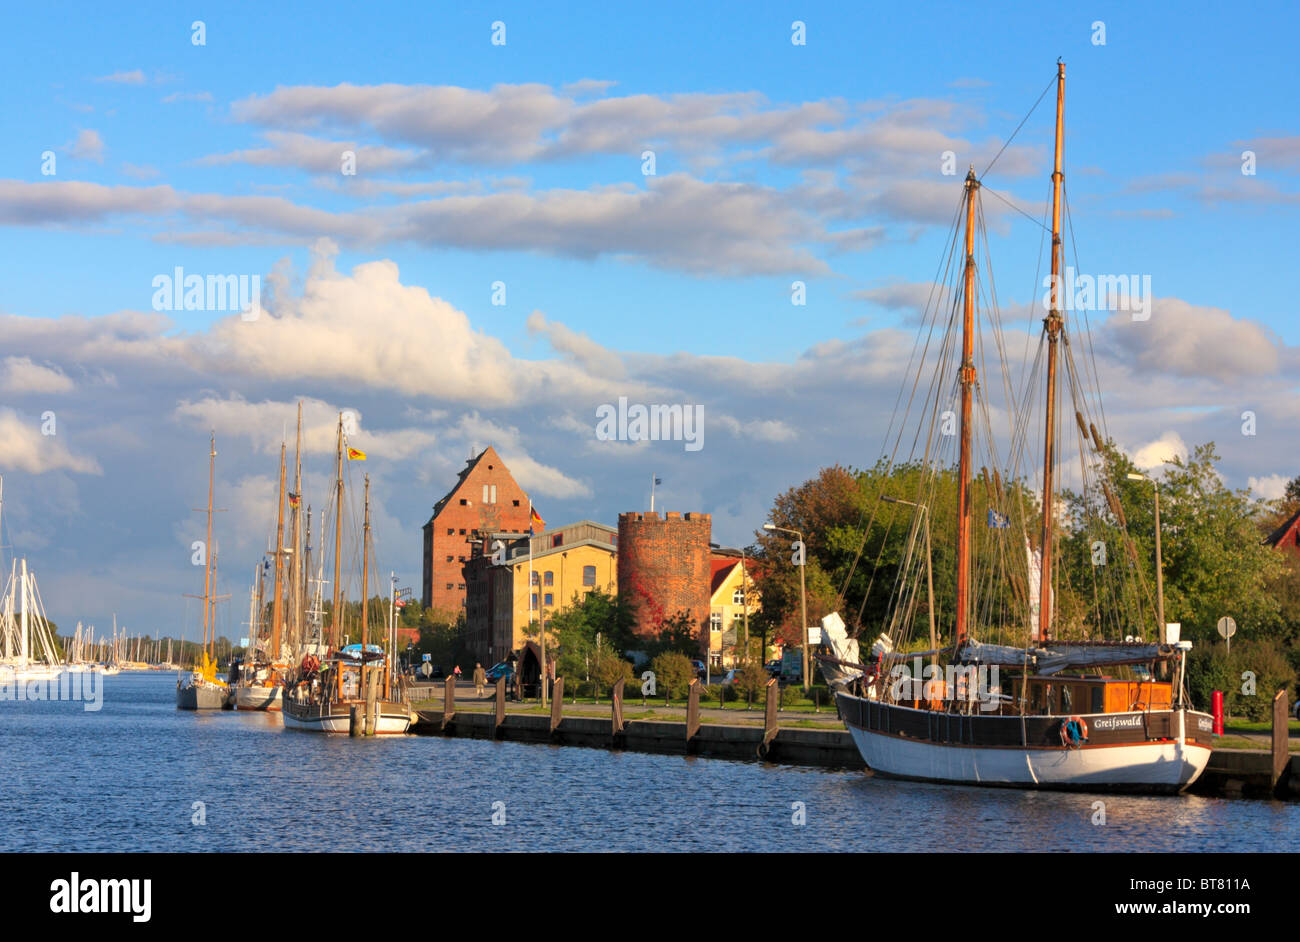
left=0, top=1, right=1296, bottom=639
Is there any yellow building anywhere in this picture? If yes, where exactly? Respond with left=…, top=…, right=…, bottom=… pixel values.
left=707, top=557, right=761, bottom=670
left=466, top=520, right=617, bottom=663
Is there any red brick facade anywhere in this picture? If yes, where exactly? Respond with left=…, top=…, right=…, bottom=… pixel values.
left=617, top=511, right=712, bottom=649
left=422, top=447, right=533, bottom=614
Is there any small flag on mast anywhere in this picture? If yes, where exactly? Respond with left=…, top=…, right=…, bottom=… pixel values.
left=529, top=505, right=544, bottom=534
left=347, top=447, right=367, bottom=461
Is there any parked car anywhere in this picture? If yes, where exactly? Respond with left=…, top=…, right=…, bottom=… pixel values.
left=485, top=661, right=515, bottom=683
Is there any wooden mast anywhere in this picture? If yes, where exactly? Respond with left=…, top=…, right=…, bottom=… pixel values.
left=330, top=414, right=344, bottom=650
left=289, top=401, right=303, bottom=652
left=361, top=474, right=370, bottom=651
left=270, top=442, right=287, bottom=661
left=1038, top=61, right=1066, bottom=643
left=955, top=168, right=979, bottom=647
left=203, top=434, right=216, bottom=662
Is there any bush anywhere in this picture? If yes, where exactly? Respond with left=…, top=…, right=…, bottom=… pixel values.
left=650, top=652, right=696, bottom=700
left=1186, top=638, right=1295, bottom=722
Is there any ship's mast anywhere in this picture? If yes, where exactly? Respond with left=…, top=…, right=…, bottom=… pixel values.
left=330, top=414, right=344, bottom=650
left=271, top=442, right=287, bottom=661
left=1038, top=61, right=1066, bottom=642
left=955, top=167, right=979, bottom=647
left=204, top=435, right=216, bottom=660
left=361, top=474, right=371, bottom=651
left=290, top=401, right=303, bottom=651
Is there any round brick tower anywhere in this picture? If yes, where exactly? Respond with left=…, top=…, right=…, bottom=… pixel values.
left=617, top=511, right=712, bottom=645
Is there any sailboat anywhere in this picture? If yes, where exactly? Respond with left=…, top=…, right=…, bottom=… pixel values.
left=282, top=415, right=411, bottom=734
left=177, top=435, right=231, bottom=710
left=0, top=479, right=65, bottom=682
left=829, top=62, right=1212, bottom=793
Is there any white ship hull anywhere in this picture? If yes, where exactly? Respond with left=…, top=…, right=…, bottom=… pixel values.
left=235, top=684, right=283, bottom=711
left=281, top=699, right=410, bottom=734
left=839, top=694, right=1213, bottom=794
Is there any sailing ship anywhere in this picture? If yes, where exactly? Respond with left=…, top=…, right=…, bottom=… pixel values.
left=827, top=62, right=1212, bottom=793
left=177, top=435, right=232, bottom=710
left=282, top=414, right=411, bottom=734
left=0, top=478, right=65, bottom=682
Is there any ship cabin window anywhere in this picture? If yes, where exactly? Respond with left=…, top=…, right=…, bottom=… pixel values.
left=1029, top=681, right=1046, bottom=714
left=1060, top=685, right=1073, bottom=714
left=1090, top=685, right=1105, bottom=714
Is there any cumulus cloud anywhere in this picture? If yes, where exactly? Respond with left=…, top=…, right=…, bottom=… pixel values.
left=0, top=408, right=101, bottom=474
left=1130, top=431, right=1189, bottom=470
left=1248, top=473, right=1289, bottom=500
left=1, top=357, right=74, bottom=394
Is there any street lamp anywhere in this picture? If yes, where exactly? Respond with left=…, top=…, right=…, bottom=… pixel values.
left=1126, top=472, right=1166, bottom=638
left=764, top=523, right=809, bottom=691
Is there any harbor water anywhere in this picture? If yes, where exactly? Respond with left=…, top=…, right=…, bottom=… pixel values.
left=2, top=672, right=1295, bottom=852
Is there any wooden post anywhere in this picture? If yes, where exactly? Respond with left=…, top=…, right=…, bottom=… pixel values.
left=611, top=677, right=625, bottom=740
left=349, top=704, right=361, bottom=737
left=365, top=667, right=378, bottom=735
left=759, top=677, right=779, bottom=758
left=686, top=678, right=701, bottom=748
left=1272, top=688, right=1289, bottom=793
left=550, top=677, right=564, bottom=734
left=494, top=675, right=506, bottom=738
left=443, top=675, right=456, bottom=732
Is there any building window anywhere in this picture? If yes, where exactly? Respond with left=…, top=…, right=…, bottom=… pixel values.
left=458, top=583, right=465, bottom=590
left=446, top=583, right=454, bottom=590
left=445, top=555, right=453, bottom=562
left=459, top=529, right=467, bottom=535
left=531, top=593, right=538, bottom=610
left=544, top=593, right=553, bottom=606
left=491, top=484, right=497, bottom=503
left=544, top=571, right=554, bottom=586
left=582, top=565, right=596, bottom=586
left=732, top=587, right=745, bottom=605
left=552, top=534, right=563, bottom=548
left=459, top=498, right=469, bottom=505
left=531, top=572, right=539, bottom=585
left=513, top=499, right=520, bottom=507
left=710, top=611, right=722, bottom=630
left=446, top=528, right=454, bottom=536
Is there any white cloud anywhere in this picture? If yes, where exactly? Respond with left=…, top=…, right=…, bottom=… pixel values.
left=1248, top=473, right=1289, bottom=500
left=67, top=129, right=105, bottom=163
left=95, top=70, right=146, bottom=85
left=0, top=408, right=101, bottom=474
left=1, top=357, right=74, bottom=394
left=1130, top=431, right=1189, bottom=470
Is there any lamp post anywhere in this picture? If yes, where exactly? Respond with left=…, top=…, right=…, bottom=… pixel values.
left=1125, top=472, right=1165, bottom=637
left=764, top=523, right=808, bottom=691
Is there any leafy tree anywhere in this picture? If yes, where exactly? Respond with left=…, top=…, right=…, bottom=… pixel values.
left=650, top=651, right=695, bottom=699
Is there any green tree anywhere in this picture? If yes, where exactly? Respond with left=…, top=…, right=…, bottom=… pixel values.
left=650, top=651, right=695, bottom=699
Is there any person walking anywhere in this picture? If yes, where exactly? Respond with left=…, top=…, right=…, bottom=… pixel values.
left=473, top=662, right=487, bottom=699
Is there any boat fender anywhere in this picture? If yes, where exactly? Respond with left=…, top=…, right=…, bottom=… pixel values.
left=1059, top=715, right=1088, bottom=747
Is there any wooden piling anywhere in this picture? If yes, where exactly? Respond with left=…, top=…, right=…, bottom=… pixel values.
left=759, top=678, right=780, bottom=758
left=1273, top=688, right=1290, bottom=793
left=550, top=677, right=565, bottom=734
left=686, top=679, right=701, bottom=749
left=349, top=704, right=361, bottom=737
left=443, top=675, right=456, bottom=732
left=611, top=677, right=625, bottom=742
left=494, top=675, right=506, bottom=738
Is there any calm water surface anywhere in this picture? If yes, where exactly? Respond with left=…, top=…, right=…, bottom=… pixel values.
left=2, top=672, right=1294, bottom=852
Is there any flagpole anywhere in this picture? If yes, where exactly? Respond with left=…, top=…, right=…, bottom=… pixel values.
left=650, top=473, right=655, bottom=513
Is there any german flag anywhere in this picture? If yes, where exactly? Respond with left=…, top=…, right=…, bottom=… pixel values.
left=347, top=447, right=367, bottom=461
left=529, top=506, right=544, bottom=531
left=288, top=492, right=301, bottom=507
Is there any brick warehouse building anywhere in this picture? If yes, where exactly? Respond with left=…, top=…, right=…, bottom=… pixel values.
left=617, top=511, right=712, bottom=649
left=421, top=447, right=534, bottom=614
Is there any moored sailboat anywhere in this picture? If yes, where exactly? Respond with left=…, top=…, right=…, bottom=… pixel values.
left=178, top=435, right=231, bottom=710
left=828, top=62, right=1212, bottom=793
left=282, top=416, right=410, bottom=734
